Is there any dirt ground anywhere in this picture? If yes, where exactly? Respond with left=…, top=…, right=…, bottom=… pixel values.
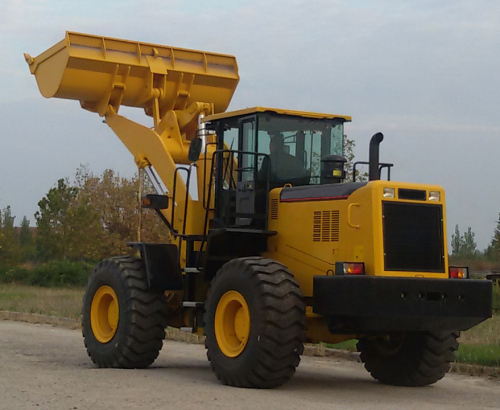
left=1, top=320, right=499, bottom=410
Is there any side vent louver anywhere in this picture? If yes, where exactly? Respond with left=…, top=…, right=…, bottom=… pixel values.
left=313, top=210, right=340, bottom=242
left=270, top=199, right=279, bottom=220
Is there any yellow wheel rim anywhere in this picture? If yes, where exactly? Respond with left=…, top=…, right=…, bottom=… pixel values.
left=215, top=290, right=251, bottom=357
left=90, top=285, right=119, bottom=343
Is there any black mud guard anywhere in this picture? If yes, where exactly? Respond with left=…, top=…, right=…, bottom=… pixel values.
left=127, top=242, right=183, bottom=291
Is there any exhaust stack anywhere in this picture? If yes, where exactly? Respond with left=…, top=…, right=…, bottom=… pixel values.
left=369, top=132, right=384, bottom=181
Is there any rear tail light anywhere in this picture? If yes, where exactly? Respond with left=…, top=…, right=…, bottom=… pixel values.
left=335, top=262, right=365, bottom=275
left=449, top=266, right=469, bottom=279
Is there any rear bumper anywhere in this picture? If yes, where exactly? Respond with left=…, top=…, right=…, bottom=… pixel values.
left=313, top=276, right=492, bottom=333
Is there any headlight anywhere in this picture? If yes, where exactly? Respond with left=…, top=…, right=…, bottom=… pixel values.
left=383, top=187, right=395, bottom=198
left=429, top=191, right=441, bottom=201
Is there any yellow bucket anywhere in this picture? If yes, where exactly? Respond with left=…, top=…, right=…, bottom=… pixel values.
left=25, top=32, right=239, bottom=116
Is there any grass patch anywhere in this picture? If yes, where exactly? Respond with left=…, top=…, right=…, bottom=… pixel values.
left=459, top=314, right=500, bottom=345
left=456, top=344, right=500, bottom=368
left=456, top=314, right=500, bottom=367
left=0, top=284, right=84, bottom=320
left=326, top=339, right=357, bottom=351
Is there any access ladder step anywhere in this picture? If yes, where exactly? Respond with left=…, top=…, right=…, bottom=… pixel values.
left=182, top=301, right=204, bottom=308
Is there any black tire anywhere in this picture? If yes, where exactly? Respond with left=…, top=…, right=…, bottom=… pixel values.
left=204, top=257, right=306, bottom=388
left=357, top=331, right=459, bottom=386
left=82, top=256, right=168, bottom=368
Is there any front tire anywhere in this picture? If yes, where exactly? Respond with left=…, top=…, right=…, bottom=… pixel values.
left=357, top=331, right=459, bottom=386
left=204, top=257, right=306, bottom=388
left=82, top=256, right=168, bottom=368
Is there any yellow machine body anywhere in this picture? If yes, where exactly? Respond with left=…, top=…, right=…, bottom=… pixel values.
left=260, top=180, right=449, bottom=344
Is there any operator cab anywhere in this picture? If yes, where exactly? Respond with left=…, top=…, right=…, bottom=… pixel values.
left=204, top=107, right=351, bottom=229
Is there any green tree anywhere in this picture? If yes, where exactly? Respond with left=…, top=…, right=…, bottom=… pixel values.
left=19, top=216, right=35, bottom=261
left=483, top=244, right=497, bottom=262
left=487, top=213, right=500, bottom=262
left=491, top=213, right=500, bottom=252
left=451, top=225, right=463, bottom=257
left=344, top=135, right=368, bottom=182
left=35, top=167, right=170, bottom=262
left=462, top=227, right=477, bottom=258
left=19, top=216, right=33, bottom=246
left=0, top=206, right=21, bottom=265
left=35, top=179, right=79, bottom=260
left=451, top=225, right=477, bottom=259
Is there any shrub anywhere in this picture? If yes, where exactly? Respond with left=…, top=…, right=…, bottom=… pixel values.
left=28, top=260, right=96, bottom=287
left=0, top=260, right=96, bottom=287
left=0, top=265, right=31, bottom=283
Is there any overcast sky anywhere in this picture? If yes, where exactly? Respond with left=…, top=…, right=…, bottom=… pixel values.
left=1, top=0, right=499, bottom=250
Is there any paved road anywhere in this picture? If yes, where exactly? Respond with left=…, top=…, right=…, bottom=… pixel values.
left=0, top=321, right=498, bottom=410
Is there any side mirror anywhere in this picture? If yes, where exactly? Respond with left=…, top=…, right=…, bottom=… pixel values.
left=188, top=137, right=203, bottom=162
left=141, top=194, right=169, bottom=210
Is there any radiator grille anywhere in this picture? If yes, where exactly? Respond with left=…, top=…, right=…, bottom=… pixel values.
left=270, top=199, right=279, bottom=220
left=313, top=210, right=340, bottom=242
left=383, top=202, right=444, bottom=272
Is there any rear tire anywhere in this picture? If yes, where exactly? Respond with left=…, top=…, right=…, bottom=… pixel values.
left=82, top=256, right=168, bottom=368
left=204, top=257, right=306, bottom=388
left=357, top=331, right=459, bottom=386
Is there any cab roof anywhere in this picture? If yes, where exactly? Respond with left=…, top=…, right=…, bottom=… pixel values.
left=202, top=107, right=352, bottom=123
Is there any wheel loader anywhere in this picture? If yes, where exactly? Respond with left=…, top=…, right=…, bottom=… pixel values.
left=25, top=32, right=492, bottom=388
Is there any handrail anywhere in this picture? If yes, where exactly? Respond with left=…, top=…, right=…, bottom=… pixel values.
left=353, top=161, right=394, bottom=182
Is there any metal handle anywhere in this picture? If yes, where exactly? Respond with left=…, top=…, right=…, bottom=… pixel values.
left=348, top=203, right=360, bottom=228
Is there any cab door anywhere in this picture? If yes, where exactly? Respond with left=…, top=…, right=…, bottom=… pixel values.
left=235, top=117, right=259, bottom=226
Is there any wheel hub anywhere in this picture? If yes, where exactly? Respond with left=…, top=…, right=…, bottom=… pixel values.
left=90, top=285, right=119, bottom=343
left=215, top=290, right=250, bottom=357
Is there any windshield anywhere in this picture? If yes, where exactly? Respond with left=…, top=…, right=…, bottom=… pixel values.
left=255, top=113, right=344, bottom=185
